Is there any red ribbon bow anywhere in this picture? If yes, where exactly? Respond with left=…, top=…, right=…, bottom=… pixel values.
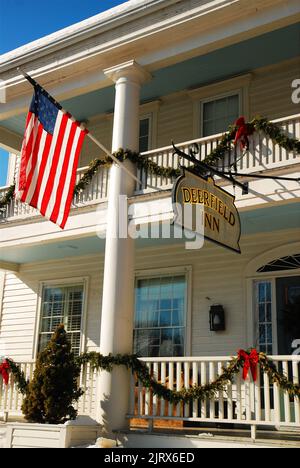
left=238, top=349, right=259, bottom=382
left=234, top=117, right=253, bottom=150
left=0, top=360, right=10, bottom=386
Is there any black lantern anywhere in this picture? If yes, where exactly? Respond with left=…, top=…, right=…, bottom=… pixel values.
left=209, top=305, right=225, bottom=332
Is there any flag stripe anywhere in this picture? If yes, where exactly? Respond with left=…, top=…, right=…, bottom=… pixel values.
left=60, top=129, right=86, bottom=229
left=23, top=129, right=48, bottom=205
left=29, top=131, right=53, bottom=209
left=45, top=118, right=73, bottom=220
left=50, top=123, right=77, bottom=224
left=40, top=112, right=69, bottom=216
left=56, top=126, right=81, bottom=227
left=17, top=113, right=36, bottom=191
left=20, top=124, right=44, bottom=203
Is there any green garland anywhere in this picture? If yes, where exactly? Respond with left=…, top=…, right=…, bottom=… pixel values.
left=5, top=359, right=29, bottom=395
left=3, top=351, right=300, bottom=403
left=76, top=350, right=300, bottom=403
left=1, top=116, right=299, bottom=212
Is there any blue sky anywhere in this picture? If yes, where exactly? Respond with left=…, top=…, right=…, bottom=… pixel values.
left=0, top=0, right=128, bottom=186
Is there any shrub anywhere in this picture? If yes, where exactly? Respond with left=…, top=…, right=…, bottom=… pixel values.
left=22, top=325, right=83, bottom=424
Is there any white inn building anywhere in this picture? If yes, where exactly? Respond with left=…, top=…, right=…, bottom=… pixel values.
left=0, top=0, right=299, bottom=448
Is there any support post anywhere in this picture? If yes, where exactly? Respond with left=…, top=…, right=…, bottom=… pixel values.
left=97, top=61, right=151, bottom=436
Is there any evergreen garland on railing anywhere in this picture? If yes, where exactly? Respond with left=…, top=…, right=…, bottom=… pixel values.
left=3, top=351, right=300, bottom=404
left=1, top=116, right=299, bottom=212
left=5, top=359, right=29, bottom=395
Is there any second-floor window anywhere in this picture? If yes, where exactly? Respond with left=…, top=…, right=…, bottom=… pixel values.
left=38, top=284, right=84, bottom=356
left=139, top=117, right=151, bottom=153
left=201, top=93, right=240, bottom=137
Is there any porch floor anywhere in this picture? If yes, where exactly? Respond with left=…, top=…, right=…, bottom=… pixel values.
left=121, top=426, right=300, bottom=448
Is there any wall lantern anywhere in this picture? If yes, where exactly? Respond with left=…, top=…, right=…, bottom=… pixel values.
left=209, top=305, right=226, bottom=332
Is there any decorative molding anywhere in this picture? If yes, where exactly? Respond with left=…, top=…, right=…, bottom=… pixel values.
left=104, top=60, right=152, bottom=85
left=245, top=242, right=300, bottom=278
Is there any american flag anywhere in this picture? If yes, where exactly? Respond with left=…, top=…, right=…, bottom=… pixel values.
left=16, top=85, right=88, bottom=229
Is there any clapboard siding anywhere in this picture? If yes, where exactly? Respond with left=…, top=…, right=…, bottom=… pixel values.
left=79, top=117, right=112, bottom=167
left=156, top=94, right=194, bottom=148
left=249, top=58, right=300, bottom=120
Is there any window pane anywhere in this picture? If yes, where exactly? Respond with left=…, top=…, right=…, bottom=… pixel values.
left=255, top=281, right=273, bottom=354
left=139, top=118, right=150, bottom=153
left=134, top=275, right=187, bottom=357
left=39, top=284, right=84, bottom=356
left=202, top=94, right=239, bottom=137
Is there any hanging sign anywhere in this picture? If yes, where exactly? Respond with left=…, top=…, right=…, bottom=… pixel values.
left=172, top=168, right=241, bottom=253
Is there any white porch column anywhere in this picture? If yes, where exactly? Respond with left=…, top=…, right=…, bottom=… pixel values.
left=98, top=61, right=151, bottom=435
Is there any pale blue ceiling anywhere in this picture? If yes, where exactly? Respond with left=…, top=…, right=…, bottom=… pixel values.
left=1, top=202, right=300, bottom=264
left=1, top=23, right=300, bottom=136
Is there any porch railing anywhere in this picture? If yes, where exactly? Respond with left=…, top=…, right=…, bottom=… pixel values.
left=136, top=113, right=300, bottom=191
left=0, top=362, right=98, bottom=421
left=1, top=355, right=299, bottom=430
left=129, top=356, right=300, bottom=430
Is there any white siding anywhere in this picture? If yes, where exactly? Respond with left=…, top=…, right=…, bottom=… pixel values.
left=1, top=228, right=300, bottom=359
left=249, top=58, right=300, bottom=120
left=0, top=256, right=104, bottom=361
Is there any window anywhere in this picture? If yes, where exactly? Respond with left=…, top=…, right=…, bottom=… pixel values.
left=254, top=281, right=273, bottom=354
left=202, top=94, right=240, bottom=137
left=139, top=117, right=151, bottom=153
left=134, top=275, right=187, bottom=357
left=39, top=284, right=84, bottom=356
left=257, top=254, right=300, bottom=273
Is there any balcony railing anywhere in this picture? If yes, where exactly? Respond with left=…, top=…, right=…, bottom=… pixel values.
left=0, top=114, right=299, bottom=222
left=136, top=113, right=300, bottom=191
left=129, top=356, right=300, bottom=431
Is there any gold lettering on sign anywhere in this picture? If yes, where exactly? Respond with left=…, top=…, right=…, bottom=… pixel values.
left=181, top=186, right=236, bottom=228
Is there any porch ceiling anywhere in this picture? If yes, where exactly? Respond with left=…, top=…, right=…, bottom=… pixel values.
left=0, top=23, right=299, bottom=143
left=0, top=202, right=300, bottom=266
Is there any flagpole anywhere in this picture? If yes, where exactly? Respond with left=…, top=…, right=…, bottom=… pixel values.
left=86, top=133, right=145, bottom=189
left=17, top=67, right=152, bottom=191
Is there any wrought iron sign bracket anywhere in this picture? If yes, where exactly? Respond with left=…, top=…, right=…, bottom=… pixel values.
left=172, top=142, right=249, bottom=195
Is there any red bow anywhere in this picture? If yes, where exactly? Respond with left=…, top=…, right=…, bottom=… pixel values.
left=0, top=360, right=10, bottom=386
left=234, top=117, right=253, bottom=150
left=238, top=349, right=259, bottom=382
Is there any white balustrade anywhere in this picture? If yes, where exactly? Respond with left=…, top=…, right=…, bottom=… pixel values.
left=130, top=355, right=300, bottom=430
left=137, top=113, right=300, bottom=192
left=0, top=362, right=98, bottom=420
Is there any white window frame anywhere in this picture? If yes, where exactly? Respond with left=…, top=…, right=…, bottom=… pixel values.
left=199, top=89, right=243, bottom=138
left=247, top=269, right=300, bottom=356
left=33, top=276, right=89, bottom=360
left=134, top=266, right=192, bottom=356
left=188, top=73, right=252, bottom=139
